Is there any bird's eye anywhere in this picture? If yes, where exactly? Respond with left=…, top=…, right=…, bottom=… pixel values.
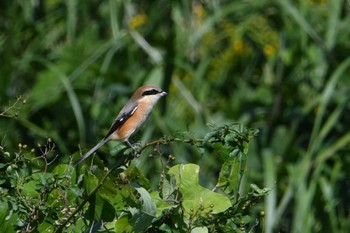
left=142, top=89, right=160, bottom=96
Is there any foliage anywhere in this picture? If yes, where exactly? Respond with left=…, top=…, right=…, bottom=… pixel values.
left=1, top=0, right=350, bottom=232
left=0, top=125, right=265, bottom=232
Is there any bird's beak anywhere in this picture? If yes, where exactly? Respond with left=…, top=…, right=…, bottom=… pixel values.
left=161, top=91, right=167, bottom=97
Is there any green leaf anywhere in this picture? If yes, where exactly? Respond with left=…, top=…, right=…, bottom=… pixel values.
left=86, top=193, right=115, bottom=222
left=250, top=184, right=272, bottom=197
left=37, top=221, right=55, bottom=233
left=150, top=191, right=177, bottom=218
left=168, top=164, right=231, bottom=217
left=242, top=141, right=249, bottom=154
left=124, top=161, right=150, bottom=188
left=135, top=187, right=157, bottom=216
left=31, top=172, right=55, bottom=188
left=52, top=164, right=75, bottom=178
left=160, top=173, right=176, bottom=199
left=191, top=227, right=208, bottom=233
left=129, top=187, right=157, bottom=232
left=98, top=180, right=126, bottom=211
left=115, top=215, right=133, bottom=233
left=0, top=201, right=16, bottom=233
left=203, top=130, right=219, bottom=145
left=21, top=180, right=40, bottom=198
left=217, top=154, right=241, bottom=195
left=83, top=168, right=99, bottom=194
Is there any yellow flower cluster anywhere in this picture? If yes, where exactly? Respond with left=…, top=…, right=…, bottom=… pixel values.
left=128, top=14, right=148, bottom=29
left=193, top=3, right=207, bottom=22
left=246, top=16, right=279, bottom=57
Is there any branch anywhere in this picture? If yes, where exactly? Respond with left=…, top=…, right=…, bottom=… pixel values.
left=137, top=136, right=204, bottom=154
left=0, top=96, right=24, bottom=118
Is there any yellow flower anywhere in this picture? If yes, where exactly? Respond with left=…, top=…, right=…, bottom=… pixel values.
left=193, top=3, right=207, bottom=21
left=233, top=40, right=244, bottom=54
left=128, top=14, right=148, bottom=29
left=263, top=44, right=277, bottom=57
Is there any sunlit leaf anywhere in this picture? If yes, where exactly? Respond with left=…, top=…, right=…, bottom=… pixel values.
left=160, top=173, right=176, bottom=199
left=168, top=164, right=231, bottom=217
left=191, top=227, right=209, bottom=233
left=115, top=215, right=133, bottom=233
left=83, top=168, right=99, bottom=194
left=150, top=191, right=177, bottom=217
left=37, top=221, right=55, bottom=233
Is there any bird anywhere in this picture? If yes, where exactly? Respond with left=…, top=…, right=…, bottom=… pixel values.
left=74, top=84, right=167, bottom=166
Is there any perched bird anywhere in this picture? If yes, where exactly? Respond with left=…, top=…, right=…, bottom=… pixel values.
left=75, top=84, right=167, bottom=165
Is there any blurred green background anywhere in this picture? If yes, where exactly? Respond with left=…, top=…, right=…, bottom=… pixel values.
left=1, top=0, right=350, bottom=232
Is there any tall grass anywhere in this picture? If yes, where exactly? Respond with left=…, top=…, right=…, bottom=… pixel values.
left=0, top=0, right=349, bottom=232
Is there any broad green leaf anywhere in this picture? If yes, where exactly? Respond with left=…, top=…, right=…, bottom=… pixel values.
left=31, top=172, right=55, bottom=188
left=191, top=227, right=208, bottom=233
left=83, top=168, right=99, bottom=194
left=129, top=207, right=155, bottom=233
left=86, top=193, right=115, bottom=222
left=129, top=187, right=157, bottom=232
left=115, top=215, right=132, bottom=233
left=124, top=161, right=150, bottom=188
left=150, top=191, right=177, bottom=217
left=161, top=173, right=176, bottom=199
left=21, top=180, right=39, bottom=198
left=37, top=221, right=55, bottom=233
left=135, top=187, right=156, bottom=216
left=98, top=196, right=116, bottom=222
left=52, top=164, right=80, bottom=203
left=98, top=181, right=127, bottom=211
left=241, top=215, right=253, bottom=224
left=217, top=154, right=241, bottom=195
left=168, top=164, right=231, bottom=217
left=52, top=164, right=75, bottom=179
left=0, top=201, right=16, bottom=233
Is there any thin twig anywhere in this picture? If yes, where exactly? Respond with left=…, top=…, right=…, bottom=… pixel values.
left=138, top=137, right=204, bottom=154
left=0, top=96, right=23, bottom=118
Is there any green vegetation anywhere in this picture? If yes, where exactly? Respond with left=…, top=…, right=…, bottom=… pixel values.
left=1, top=0, right=350, bottom=232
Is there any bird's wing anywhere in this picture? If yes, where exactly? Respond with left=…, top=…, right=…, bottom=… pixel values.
left=103, top=101, right=139, bottom=140
left=75, top=102, right=138, bottom=166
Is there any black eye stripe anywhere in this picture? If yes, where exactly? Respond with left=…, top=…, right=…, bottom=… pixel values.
left=142, top=89, right=160, bottom=96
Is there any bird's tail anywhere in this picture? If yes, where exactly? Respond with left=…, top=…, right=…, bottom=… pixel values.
left=74, top=138, right=109, bottom=166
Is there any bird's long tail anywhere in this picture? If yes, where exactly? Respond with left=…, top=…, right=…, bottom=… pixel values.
left=74, top=138, right=109, bottom=166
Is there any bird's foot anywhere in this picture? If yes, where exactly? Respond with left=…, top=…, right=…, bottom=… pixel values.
left=126, top=140, right=142, bottom=157
left=131, top=142, right=142, bottom=158
left=131, top=142, right=142, bottom=149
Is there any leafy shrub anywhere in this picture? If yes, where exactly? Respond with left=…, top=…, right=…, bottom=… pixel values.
left=0, top=125, right=267, bottom=232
